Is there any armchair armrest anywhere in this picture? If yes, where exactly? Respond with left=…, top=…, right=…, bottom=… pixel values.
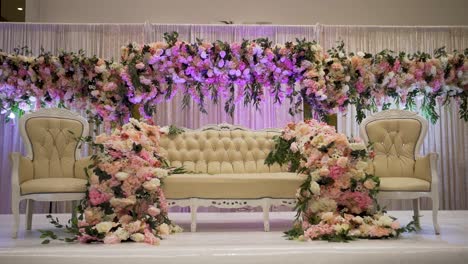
left=75, top=156, right=93, bottom=179
left=10, top=152, right=34, bottom=196
left=415, top=153, right=439, bottom=184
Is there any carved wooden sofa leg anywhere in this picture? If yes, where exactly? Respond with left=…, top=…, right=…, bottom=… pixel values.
left=190, top=198, right=198, bottom=232
left=262, top=198, right=271, bottom=232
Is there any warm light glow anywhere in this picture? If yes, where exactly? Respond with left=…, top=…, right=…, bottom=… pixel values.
left=17, top=7, right=23, bottom=11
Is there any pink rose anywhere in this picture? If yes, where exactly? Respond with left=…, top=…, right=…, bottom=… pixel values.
left=391, top=221, right=401, bottom=230
left=144, top=229, right=160, bottom=245
left=336, top=157, right=348, bottom=168
left=135, top=62, right=145, bottom=70
left=147, top=206, right=161, bottom=217
left=103, top=234, right=121, bottom=244
left=290, top=142, right=299, bottom=152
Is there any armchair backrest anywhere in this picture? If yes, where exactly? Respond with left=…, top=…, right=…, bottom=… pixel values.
left=359, top=110, right=428, bottom=178
left=19, top=108, right=89, bottom=179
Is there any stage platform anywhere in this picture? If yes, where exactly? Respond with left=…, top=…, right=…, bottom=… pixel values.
left=0, top=211, right=467, bottom=264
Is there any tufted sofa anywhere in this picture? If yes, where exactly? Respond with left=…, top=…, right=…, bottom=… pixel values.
left=360, top=110, right=440, bottom=234
left=10, top=108, right=90, bottom=238
left=159, top=123, right=300, bottom=232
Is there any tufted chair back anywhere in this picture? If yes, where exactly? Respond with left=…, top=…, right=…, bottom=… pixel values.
left=19, top=108, right=89, bottom=182
left=159, top=124, right=285, bottom=174
left=360, top=110, right=429, bottom=180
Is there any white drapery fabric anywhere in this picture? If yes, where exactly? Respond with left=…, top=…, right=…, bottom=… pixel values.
left=0, top=23, right=466, bottom=214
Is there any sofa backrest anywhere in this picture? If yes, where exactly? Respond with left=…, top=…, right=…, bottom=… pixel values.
left=159, top=124, right=286, bottom=174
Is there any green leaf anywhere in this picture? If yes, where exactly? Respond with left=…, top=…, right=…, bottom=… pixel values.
left=41, top=239, right=50, bottom=244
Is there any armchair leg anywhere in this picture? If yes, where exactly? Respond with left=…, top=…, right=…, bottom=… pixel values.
left=262, top=198, right=271, bottom=232
left=25, top=199, right=34, bottom=231
left=412, top=198, right=420, bottom=228
left=432, top=195, right=440, bottom=235
left=11, top=195, right=20, bottom=238
left=190, top=198, right=198, bottom=232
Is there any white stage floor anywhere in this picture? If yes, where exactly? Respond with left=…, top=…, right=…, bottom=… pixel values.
left=0, top=211, right=467, bottom=264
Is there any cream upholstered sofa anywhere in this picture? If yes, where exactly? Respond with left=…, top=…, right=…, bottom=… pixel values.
left=10, top=108, right=90, bottom=238
left=360, top=110, right=440, bottom=234
left=159, top=123, right=300, bottom=232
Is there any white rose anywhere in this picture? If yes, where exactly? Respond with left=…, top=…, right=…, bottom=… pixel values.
left=115, top=172, right=130, bottom=181
left=353, top=216, right=364, bottom=225
left=349, top=142, right=366, bottom=151
left=377, top=215, right=394, bottom=227
left=95, top=221, right=114, bottom=234
left=114, top=227, right=130, bottom=241
left=157, top=223, right=170, bottom=236
left=357, top=51, right=365, bottom=57
left=321, top=212, right=334, bottom=222
left=153, top=168, right=168, bottom=178
left=430, top=66, right=437, bottom=76
left=130, top=233, right=145, bottom=242
left=309, top=181, right=321, bottom=195
left=342, top=84, right=349, bottom=93
left=356, top=161, right=368, bottom=171
left=143, top=178, right=161, bottom=191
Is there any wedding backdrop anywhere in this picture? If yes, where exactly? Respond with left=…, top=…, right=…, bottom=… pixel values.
left=0, top=22, right=467, bottom=216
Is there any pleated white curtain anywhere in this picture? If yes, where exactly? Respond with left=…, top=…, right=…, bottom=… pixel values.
left=0, top=23, right=467, bottom=214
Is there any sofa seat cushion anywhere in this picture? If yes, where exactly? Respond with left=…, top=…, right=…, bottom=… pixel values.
left=379, top=177, right=430, bottom=192
left=163, top=173, right=304, bottom=199
left=21, top=178, right=88, bottom=195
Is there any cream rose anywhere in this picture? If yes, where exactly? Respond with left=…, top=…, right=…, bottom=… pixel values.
left=157, top=223, right=170, bottom=236
left=334, top=223, right=350, bottom=233
left=130, top=233, right=145, bottom=242
left=115, top=171, right=130, bottom=181
left=143, top=178, right=161, bottom=191
left=363, top=179, right=376, bottom=190
left=95, top=221, right=114, bottom=234
left=321, top=212, right=334, bottom=222
left=153, top=168, right=168, bottom=178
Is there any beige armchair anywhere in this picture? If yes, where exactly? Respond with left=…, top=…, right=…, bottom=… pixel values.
left=360, top=109, right=440, bottom=234
left=10, top=108, right=91, bottom=238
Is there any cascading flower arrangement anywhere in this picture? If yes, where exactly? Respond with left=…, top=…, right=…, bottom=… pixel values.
left=266, top=120, right=414, bottom=241
left=40, top=119, right=182, bottom=245
left=1, top=32, right=467, bottom=125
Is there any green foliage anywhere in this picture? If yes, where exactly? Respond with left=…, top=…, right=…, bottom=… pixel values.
left=265, top=136, right=303, bottom=172
left=283, top=223, right=304, bottom=240
left=168, top=125, right=184, bottom=136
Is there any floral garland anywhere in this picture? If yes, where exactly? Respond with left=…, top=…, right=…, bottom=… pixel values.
left=266, top=120, right=414, bottom=241
left=40, top=119, right=182, bottom=245
left=1, top=32, right=467, bottom=126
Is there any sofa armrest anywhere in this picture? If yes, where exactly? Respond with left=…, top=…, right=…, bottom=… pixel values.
left=415, top=153, right=438, bottom=183
left=75, top=156, right=93, bottom=180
